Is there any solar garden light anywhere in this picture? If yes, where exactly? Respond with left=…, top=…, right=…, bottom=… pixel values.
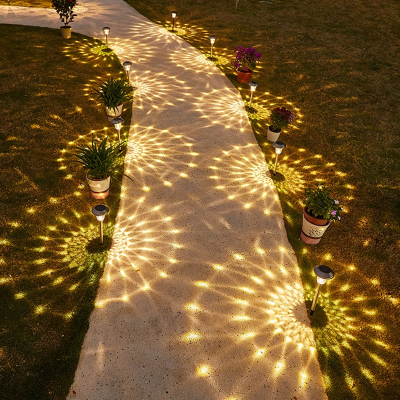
left=103, top=27, right=111, bottom=52
left=171, top=11, right=177, bottom=32
left=92, top=204, right=109, bottom=245
left=310, top=265, right=334, bottom=315
left=248, top=81, right=258, bottom=112
left=209, top=36, right=216, bottom=60
left=272, top=141, right=286, bottom=175
left=122, top=61, right=132, bottom=83
left=111, top=117, right=124, bottom=151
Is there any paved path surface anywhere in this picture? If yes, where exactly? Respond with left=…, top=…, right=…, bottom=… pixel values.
left=1, top=2, right=326, bottom=399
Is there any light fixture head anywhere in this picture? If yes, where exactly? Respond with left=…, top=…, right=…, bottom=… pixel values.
left=92, top=204, right=109, bottom=221
left=273, top=140, right=286, bottom=154
left=103, top=27, right=110, bottom=35
left=122, top=61, right=132, bottom=71
left=171, top=11, right=177, bottom=18
left=209, top=36, right=216, bottom=44
left=111, top=117, right=124, bottom=130
left=249, top=81, right=258, bottom=91
left=314, top=265, right=334, bottom=285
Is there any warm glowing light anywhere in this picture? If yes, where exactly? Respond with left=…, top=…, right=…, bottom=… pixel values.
left=195, top=281, right=209, bottom=288
left=213, top=264, right=224, bottom=270
left=196, top=364, right=211, bottom=377
left=232, top=315, right=251, bottom=321
left=186, top=303, right=201, bottom=311
left=183, top=332, right=202, bottom=341
left=274, top=361, right=285, bottom=375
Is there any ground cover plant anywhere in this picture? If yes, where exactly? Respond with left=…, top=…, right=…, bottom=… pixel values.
left=0, top=24, right=131, bottom=399
left=121, top=0, right=400, bottom=399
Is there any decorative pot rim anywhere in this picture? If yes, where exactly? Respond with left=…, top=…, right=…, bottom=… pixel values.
left=238, top=67, right=253, bottom=73
left=60, top=26, right=72, bottom=29
left=268, top=126, right=281, bottom=133
left=86, top=173, right=111, bottom=182
left=303, top=207, right=329, bottom=226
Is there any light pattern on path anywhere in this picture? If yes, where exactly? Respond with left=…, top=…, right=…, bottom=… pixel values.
left=0, top=1, right=327, bottom=399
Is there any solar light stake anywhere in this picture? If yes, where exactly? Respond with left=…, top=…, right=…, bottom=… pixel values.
left=92, top=204, right=109, bottom=245
left=171, top=11, right=177, bottom=32
left=272, top=141, right=286, bottom=175
left=209, top=36, right=216, bottom=60
left=122, top=61, right=132, bottom=84
left=111, top=117, right=124, bottom=151
left=248, top=81, right=258, bottom=111
left=235, top=0, right=239, bottom=11
left=310, top=265, right=334, bottom=315
left=103, top=27, right=111, bottom=52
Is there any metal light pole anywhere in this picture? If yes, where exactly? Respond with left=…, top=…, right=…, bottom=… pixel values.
left=122, top=61, right=132, bottom=84
left=111, top=117, right=124, bottom=151
left=171, top=11, right=177, bottom=32
left=103, top=27, right=111, bottom=52
left=209, top=36, right=216, bottom=60
left=248, top=81, right=258, bottom=112
left=91, top=204, right=109, bottom=245
left=310, top=265, right=335, bottom=315
left=272, top=141, right=286, bottom=175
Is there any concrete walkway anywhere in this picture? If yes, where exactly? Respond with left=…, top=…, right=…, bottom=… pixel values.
left=1, top=2, right=326, bottom=399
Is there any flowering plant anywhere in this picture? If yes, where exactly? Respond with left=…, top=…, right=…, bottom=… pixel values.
left=52, top=0, right=78, bottom=27
left=269, top=107, right=295, bottom=131
left=234, top=46, right=261, bottom=71
left=304, top=184, right=343, bottom=222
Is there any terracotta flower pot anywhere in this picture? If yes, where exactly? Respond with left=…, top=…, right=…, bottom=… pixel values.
left=237, top=68, right=253, bottom=84
left=300, top=207, right=330, bottom=244
left=267, top=126, right=281, bottom=142
left=60, top=26, right=72, bottom=39
left=87, top=175, right=111, bottom=199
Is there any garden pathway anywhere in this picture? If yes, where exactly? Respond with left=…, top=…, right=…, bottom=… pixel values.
left=0, top=2, right=327, bottom=399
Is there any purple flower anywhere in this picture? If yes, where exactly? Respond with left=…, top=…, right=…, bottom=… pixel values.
left=331, top=210, right=337, bottom=216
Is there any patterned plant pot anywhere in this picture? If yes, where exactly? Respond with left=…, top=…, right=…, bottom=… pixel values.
left=300, top=208, right=330, bottom=244
left=87, top=175, right=111, bottom=199
left=105, top=104, right=123, bottom=122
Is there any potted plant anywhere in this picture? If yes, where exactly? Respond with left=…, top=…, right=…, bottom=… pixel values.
left=73, top=136, right=132, bottom=199
left=267, top=106, right=295, bottom=142
left=300, top=184, right=343, bottom=244
left=234, top=46, right=261, bottom=84
left=52, top=0, right=78, bottom=39
left=93, top=77, right=133, bottom=122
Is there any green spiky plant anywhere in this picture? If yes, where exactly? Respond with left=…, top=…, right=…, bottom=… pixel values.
left=93, top=77, right=133, bottom=112
left=73, top=135, right=133, bottom=182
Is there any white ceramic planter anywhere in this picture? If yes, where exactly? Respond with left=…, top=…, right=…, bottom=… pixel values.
left=105, top=104, right=123, bottom=122
left=300, top=213, right=330, bottom=244
left=60, top=26, right=72, bottom=39
left=267, top=127, right=281, bottom=142
left=87, top=176, right=111, bottom=199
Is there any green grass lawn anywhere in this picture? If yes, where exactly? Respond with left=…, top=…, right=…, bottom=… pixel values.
left=119, top=0, right=400, bottom=399
left=0, top=24, right=131, bottom=400
left=0, top=0, right=51, bottom=7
